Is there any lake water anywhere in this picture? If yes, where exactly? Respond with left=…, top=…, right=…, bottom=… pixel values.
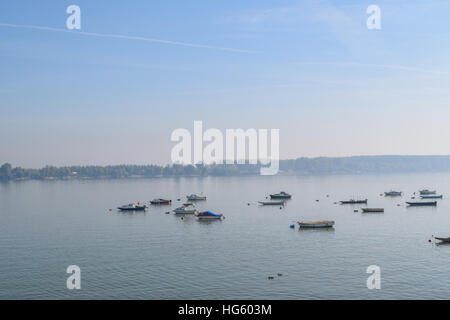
left=1, top=173, right=450, bottom=299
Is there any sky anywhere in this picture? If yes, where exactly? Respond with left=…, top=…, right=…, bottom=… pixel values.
left=1, top=0, right=450, bottom=168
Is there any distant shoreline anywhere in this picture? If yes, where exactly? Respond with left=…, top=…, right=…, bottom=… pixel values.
left=3, top=155, right=450, bottom=182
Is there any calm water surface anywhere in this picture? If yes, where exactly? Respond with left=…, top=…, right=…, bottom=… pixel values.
left=1, top=173, right=450, bottom=299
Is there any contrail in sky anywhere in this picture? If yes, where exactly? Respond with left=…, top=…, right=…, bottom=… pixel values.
left=296, top=62, right=450, bottom=76
left=0, top=23, right=258, bottom=54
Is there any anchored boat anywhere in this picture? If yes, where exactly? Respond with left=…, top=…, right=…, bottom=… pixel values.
left=298, top=220, right=335, bottom=228
left=419, top=189, right=436, bottom=195
left=117, top=203, right=147, bottom=211
left=421, top=195, right=443, bottom=199
left=361, top=208, right=384, bottom=213
left=150, top=198, right=172, bottom=205
left=340, top=199, right=368, bottom=204
left=187, top=194, right=207, bottom=201
left=384, top=191, right=402, bottom=196
left=173, top=203, right=197, bottom=214
left=195, top=211, right=223, bottom=220
left=258, top=200, right=285, bottom=206
left=435, top=237, right=450, bottom=243
left=269, top=191, right=292, bottom=199
left=406, top=201, right=437, bottom=206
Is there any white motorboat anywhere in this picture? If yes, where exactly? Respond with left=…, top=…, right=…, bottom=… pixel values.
left=187, top=194, right=207, bottom=201
left=173, top=203, right=197, bottom=214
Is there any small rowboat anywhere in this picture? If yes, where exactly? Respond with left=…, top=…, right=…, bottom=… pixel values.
left=435, top=237, right=450, bottom=243
left=270, top=191, right=292, bottom=199
left=118, top=203, right=147, bottom=211
left=340, top=199, right=368, bottom=204
left=361, top=208, right=384, bottom=213
left=298, top=220, right=335, bottom=228
left=150, top=198, right=171, bottom=205
left=258, top=200, right=285, bottom=206
left=421, top=195, right=443, bottom=199
left=385, top=191, right=402, bottom=196
left=195, top=211, right=223, bottom=220
left=406, top=201, right=437, bottom=206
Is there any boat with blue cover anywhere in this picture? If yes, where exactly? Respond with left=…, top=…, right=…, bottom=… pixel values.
left=195, top=211, right=223, bottom=220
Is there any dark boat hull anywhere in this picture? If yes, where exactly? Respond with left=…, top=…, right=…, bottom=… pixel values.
left=270, top=195, right=291, bottom=199
left=420, top=195, right=443, bottom=199
left=118, top=206, right=147, bottom=211
left=406, top=201, right=437, bottom=206
left=150, top=200, right=171, bottom=205
left=340, top=200, right=368, bottom=204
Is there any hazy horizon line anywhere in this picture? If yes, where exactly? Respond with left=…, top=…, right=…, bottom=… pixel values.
left=4, top=154, right=450, bottom=169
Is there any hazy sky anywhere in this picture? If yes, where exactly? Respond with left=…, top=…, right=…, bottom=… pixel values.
left=1, top=0, right=450, bottom=168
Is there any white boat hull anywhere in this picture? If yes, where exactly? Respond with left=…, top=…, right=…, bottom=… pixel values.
left=259, top=201, right=285, bottom=206
left=174, top=209, right=197, bottom=214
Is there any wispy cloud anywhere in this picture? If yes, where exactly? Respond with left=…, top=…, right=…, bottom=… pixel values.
left=0, top=23, right=258, bottom=54
left=296, top=62, right=450, bottom=76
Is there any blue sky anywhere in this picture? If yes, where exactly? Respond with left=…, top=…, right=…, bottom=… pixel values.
left=1, top=0, right=450, bottom=167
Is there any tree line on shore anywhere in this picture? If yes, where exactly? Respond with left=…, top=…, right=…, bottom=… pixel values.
left=2, top=155, right=450, bottom=181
